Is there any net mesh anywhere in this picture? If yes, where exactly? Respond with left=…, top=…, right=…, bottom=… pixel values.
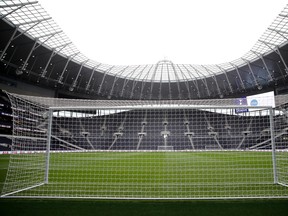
left=1, top=92, right=288, bottom=198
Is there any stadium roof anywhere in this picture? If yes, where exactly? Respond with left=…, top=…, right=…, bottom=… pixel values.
left=0, top=1, right=288, bottom=100
left=1, top=1, right=288, bottom=81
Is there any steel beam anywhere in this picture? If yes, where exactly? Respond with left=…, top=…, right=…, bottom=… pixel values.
left=148, top=64, right=159, bottom=99
left=171, top=63, right=182, bottom=99
left=12, top=18, right=51, bottom=41
left=185, top=65, right=203, bottom=98
left=120, top=65, right=141, bottom=97
left=17, top=17, right=51, bottom=26
left=33, top=31, right=63, bottom=50
left=259, top=40, right=288, bottom=76
left=0, top=27, right=18, bottom=60
left=276, top=47, right=288, bottom=75
left=70, top=60, right=89, bottom=91
left=139, top=65, right=153, bottom=99
left=109, top=66, right=129, bottom=97
left=251, top=51, right=274, bottom=82
left=0, top=5, right=25, bottom=19
left=229, top=63, right=246, bottom=90
left=37, top=31, right=62, bottom=39
left=216, top=65, right=233, bottom=94
left=258, top=40, right=278, bottom=47
left=57, top=52, right=79, bottom=84
left=158, top=64, right=163, bottom=100
left=0, top=1, right=38, bottom=8
left=268, top=28, right=288, bottom=40
left=4, top=46, right=18, bottom=72
left=85, top=64, right=101, bottom=91
left=175, top=65, right=192, bottom=99
left=97, top=66, right=114, bottom=94
left=40, top=50, right=55, bottom=78
left=167, top=64, right=173, bottom=100
left=201, top=65, right=221, bottom=97
left=41, top=43, right=72, bottom=79
left=20, top=39, right=38, bottom=71
left=129, top=65, right=148, bottom=99
left=242, top=58, right=261, bottom=88
left=279, top=13, right=288, bottom=18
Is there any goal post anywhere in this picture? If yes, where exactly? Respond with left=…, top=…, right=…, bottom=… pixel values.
left=44, top=109, right=53, bottom=184
left=269, top=107, right=278, bottom=184
left=1, top=92, right=288, bottom=199
left=1, top=93, right=49, bottom=197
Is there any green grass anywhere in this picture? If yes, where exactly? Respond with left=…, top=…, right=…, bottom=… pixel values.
left=0, top=154, right=9, bottom=193
left=1, top=152, right=288, bottom=216
left=1, top=151, right=288, bottom=198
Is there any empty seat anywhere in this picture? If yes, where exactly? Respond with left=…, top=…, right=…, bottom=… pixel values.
left=184, top=132, right=195, bottom=136
left=208, top=131, right=218, bottom=136
left=80, top=131, right=90, bottom=136
left=162, top=121, right=168, bottom=125
left=138, top=132, right=147, bottom=136
left=113, top=132, right=123, bottom=137
left=241, top=131, right=252, bottom=136
left=161, top=131, right=170, bottom=136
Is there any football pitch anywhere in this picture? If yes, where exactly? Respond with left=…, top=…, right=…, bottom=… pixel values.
left=1, top=151, right=288, bottom=199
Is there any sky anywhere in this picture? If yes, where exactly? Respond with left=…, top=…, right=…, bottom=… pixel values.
left=38, top=0, right=287, bottom=65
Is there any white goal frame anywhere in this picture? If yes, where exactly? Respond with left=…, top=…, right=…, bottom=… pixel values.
left=1, top=92, right=288, bottom=199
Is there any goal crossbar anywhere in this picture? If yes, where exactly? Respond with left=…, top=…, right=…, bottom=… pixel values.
left=1, top=92, right=288, bottom=199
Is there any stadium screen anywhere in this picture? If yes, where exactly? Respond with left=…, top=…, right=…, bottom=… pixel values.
left=235, top=91, right=275, bottom=113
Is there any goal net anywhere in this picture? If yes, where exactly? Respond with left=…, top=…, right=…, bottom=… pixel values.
left=1, top=92, right=288, bottom=199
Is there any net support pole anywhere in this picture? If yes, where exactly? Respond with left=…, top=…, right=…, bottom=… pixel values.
left=269, top=107, right=278, bottom=184
left=44, top=109, right=53, bottom=184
